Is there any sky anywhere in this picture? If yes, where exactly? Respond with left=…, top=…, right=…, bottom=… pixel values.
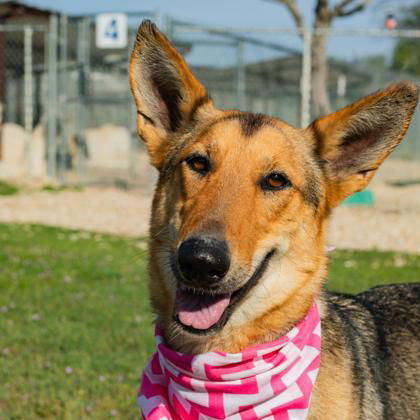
left=21, top=0, right=418, bottom=63
left=21, top=0, right=415, bottom=28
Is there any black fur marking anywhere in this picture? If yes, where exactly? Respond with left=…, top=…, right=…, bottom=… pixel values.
left=137, top=19, right=158, bottom=38
left=197, top=112, right=273, bottom=139
left=150, top=62, right=183, bottom=132
left=326, top=284, right=420, bottom=418
left=356, top=284, right=420, bottom=418
left=137, top=110, right=155, bottom=125
left=238, top=113, right=268, bottom=137
left=309, top=123, right=326, bottom=166
left=189, top=95, right=211, bottom=120
left=303, top=176, right=321, bottom=208
left=329, top=299, right=367, bottom=409
left=355, top=296, right=391, bottom=419
left=134, top=21, right=184, bottom=133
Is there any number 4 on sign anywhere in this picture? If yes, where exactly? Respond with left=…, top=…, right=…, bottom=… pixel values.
left=105, top=19, right=119, bottom=40
left=96, top=13, right=128, bottom=49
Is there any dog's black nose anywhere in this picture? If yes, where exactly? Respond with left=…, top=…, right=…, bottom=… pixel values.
left=177, top=237, right=230, bottom=285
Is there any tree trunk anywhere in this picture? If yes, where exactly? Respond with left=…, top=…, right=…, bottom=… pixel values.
left=311, top=4, right=332, bottom=118
left=275, top=0, right=371, bottom=119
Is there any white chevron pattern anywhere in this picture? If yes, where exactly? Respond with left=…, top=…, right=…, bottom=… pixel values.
left=139, top=304, right=321, bottom=419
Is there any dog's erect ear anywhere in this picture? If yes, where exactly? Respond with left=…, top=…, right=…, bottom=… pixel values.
left=306, top=81, right=419, bottom=207
left=129, top=20, right=213, bottom=168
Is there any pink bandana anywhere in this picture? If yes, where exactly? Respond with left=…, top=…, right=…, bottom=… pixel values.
left=139, top=304, right=321, bottom=419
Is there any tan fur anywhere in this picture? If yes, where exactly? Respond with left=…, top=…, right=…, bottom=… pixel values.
left=145, top=116, right=329, bottom=354
left=129, top=21, right=419, bottom=419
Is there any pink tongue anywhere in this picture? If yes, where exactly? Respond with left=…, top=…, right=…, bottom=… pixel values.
left=176, top=290, right=231, bottom=330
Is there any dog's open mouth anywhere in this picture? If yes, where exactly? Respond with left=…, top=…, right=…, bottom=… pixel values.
left=173, top=249, right=275, bottom=334
left=175, top=291, right=231, bottom=330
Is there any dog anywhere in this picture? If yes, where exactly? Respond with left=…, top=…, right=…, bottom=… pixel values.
left=129, top=20, right=420, bottom=419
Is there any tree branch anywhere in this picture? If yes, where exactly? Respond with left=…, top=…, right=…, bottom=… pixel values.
left=315, top=0, right=331, bottom=23
left=331, top=0, right=372, bottom=18
left=336, top=4, right=365, bottom=16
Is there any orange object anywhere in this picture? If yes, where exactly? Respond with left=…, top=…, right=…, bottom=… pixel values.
left=385, top=14, right=397, bottom=30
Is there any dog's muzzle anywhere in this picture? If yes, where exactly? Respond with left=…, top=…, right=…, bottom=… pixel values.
left=172, top=236, right=275, bottom=333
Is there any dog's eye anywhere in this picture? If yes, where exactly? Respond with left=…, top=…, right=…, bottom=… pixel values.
left=261, top=172, right=291, bottom=191
left=186, top=155, right=210, bottom=175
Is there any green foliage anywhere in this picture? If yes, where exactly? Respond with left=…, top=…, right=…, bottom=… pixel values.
left=0, top=223, right=418, bottom=417
left=41, top=184, right=83, bottom=193
left=393, top=4, right=420, bottom=76
left=0, top=180, right=19, bottom=196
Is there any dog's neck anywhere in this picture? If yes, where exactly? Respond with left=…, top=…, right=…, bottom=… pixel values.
left=140, top=304, right=322, bottom=419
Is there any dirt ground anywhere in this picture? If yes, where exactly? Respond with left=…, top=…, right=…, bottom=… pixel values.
left=0, top=159, right=419, bottom=253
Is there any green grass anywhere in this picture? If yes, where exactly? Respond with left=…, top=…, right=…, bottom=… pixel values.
left=0, top=223, right=419, bottom=418
left=0, top=224, right=152, bottom=418
left=0, top=180, right=19, bottom=196
left=41, top=184, right=84, bottom=193
left=328, top=249, right=420, bottom=294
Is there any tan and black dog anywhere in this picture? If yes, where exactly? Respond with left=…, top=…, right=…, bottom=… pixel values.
left=129, top=21, right=420, bottom=419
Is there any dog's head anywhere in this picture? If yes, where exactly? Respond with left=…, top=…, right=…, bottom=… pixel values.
left=129, top=21, right=419, bottom=353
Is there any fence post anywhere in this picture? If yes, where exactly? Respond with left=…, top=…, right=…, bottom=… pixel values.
left=154, top=9, right=162, bottom=28
left=300, top=28, right=312, bottom=128
left=165, top=16, right=173, bottom=40
left=24, top=25, right=34, bottom=173
left=75, top=17, right=91, bottom=178
left=47, top=15, right=58, bottom=179
left=24, top=26, right=33, bottom=133
left=236, top=40, right=246, bottom=110
left=58, top=14, right=68, bottom=183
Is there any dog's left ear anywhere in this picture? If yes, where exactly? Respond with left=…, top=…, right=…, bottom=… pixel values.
left=306, top=81, right=419, bottom=207
left=129, top=20, right=213, bottom=168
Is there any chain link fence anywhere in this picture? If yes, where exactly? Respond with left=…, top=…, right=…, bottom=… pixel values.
left=45, top=12, right=156, bottom=186
left=169, top=19, right=304, bottom=127
left=0, top=15, right=419, bottom=184
left=0, top=24, right=47, bottom=178
left=322, top=28, right=420, bottom=159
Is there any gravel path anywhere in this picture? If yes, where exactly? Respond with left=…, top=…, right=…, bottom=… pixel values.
left=0, top=188, right=152, bottom=238
left=0, top=160, right=419, bottom=253
left=328, top=184, right=420, bottom=253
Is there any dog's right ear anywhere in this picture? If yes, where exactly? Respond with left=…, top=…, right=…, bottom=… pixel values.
left=129, top=20, right=214, bottom=168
